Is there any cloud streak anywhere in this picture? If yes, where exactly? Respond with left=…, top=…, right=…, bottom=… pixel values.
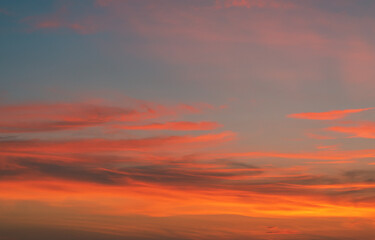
left=215, top=0, right=296, bottom=9
left=112, top=121, right=221, bottom=131
left=0, top=100, right=217, bottom=133
left=288, top=108, right=373, bottom=120
left=327, top=121, right=375, bottom=139
left=0, top=132, right=235, bottom=154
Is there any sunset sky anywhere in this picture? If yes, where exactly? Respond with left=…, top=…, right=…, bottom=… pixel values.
left=1, top=0, right=375, bottom=239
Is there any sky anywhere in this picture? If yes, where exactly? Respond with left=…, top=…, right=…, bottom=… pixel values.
left=1, top=0, right=375, bottom=239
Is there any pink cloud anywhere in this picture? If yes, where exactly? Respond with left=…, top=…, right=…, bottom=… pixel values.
left=21, top=0, right=375, bottom=96
left=23, top=4, right=100, bottom=34
left=215, top=0, right=295, bottom=9
left=0, top=8, right=10, bottom=15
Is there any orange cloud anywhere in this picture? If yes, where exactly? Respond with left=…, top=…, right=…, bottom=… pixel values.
left=288, top=108, right=373, bottom=120
left=2, top=161, right=375, bottom=219
left=2, top=130, right=375, bottom=239
left=305, top=160, right=355, bottom=164
left=327, top=122, right=375, bottom=139
left=113, top=121, right=221, bottom=131
left=206, top=149, right=375, bottom=161
left=1, top=207, right=374, bottom=240
left=316, top=145, right=338, bottom=151
left=306, top=132, right=336, bottom=140
left=7, top=1, right=375, bottom=239
left=266, top=226, right=299, bottom=234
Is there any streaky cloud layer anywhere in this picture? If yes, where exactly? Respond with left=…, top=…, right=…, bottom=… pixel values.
left=1, top=0, right=375, bottom=239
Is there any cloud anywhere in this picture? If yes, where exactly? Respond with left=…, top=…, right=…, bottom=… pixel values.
left=0, top=159, right=125, bottom=185
left=265, top=226, right=299, bottom=234
left=112, top=121, right=221, bottom=131
left=20, top=0, right=375, bottom=98
left=0, top=102, right=134, bottom=133
left=327, top=122, right=375, bottom=139
left=316, top=145, right=338, bottom=151
left=4, top=209, right=374, bottom=240
left=0, top=99, right=215, bottom=133
left=5, top=0, right=375, bottom=238
left=0, top=8, right=10, bottom=15
left=305, top=160, right=355, bottom=165
left=22, top=4, right=100, bottom=34
left=288, top=108, right=373, bottom=120
left=343, top=170, right=375, bottom=183
left=215, top=0, right=295, bottom=9
left=305, top=132, right=336, bottom=140
left=205, top=149, right=375, bottom=161
left=1, top=155, right=375, bottom=219
left=0, top=132, right=235, bottom=154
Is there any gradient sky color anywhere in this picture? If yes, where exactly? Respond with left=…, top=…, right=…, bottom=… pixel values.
left=1, top=0, right=375, bottom=239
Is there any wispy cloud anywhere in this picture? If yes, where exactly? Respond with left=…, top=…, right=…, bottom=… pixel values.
left=0, top=8, right=10, bottom=15
left=112, top=121, right=221, bottom=131
left=215, top=0, right=295, bottom=9
left=0, top=132, right=235, bottom=154
left=306, top=132, right=336, bottom=140
left=288, top=108, right=373, bottom=120
left=0, top=99, right=216, bottom=133
left=327, top=121, right=375, bottom=139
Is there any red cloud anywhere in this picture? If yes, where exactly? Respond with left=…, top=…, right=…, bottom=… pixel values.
left=288, top=108, right=373, bottom=120
left=327, top=122, right=375, bottom=139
